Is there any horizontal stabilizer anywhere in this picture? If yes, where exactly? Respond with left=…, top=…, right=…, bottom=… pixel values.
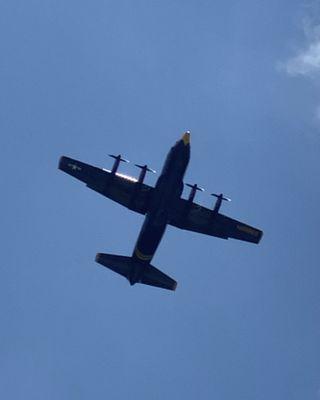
left=140, top=264, right=177, bottom=291
left=95, top=254, right=132, bottom=279
left=95, top=253, right=177, bottom=291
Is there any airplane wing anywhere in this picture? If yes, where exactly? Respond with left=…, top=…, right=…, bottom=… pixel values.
left=169, top=198, right=263, bottom=244
left=59, top=156, right=153, bottom=215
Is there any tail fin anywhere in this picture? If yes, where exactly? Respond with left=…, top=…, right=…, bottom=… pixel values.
left=95, top=253, right=177, bottom=291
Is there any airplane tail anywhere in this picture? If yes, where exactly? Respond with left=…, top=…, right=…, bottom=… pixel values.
left=95, top=253, right=177, bottom=291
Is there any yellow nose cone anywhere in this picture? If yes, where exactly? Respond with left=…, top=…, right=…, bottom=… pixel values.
left=182, top=131, right=190, bottom=145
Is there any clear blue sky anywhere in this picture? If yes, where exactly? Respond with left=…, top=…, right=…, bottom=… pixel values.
left=1, top=1, right=320, bottom=399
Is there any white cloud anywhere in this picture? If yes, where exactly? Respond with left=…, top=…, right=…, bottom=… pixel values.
left=285, top=40, right=320, bottom=76
left=282, top=20, right=320, bottom=77
left=284, top=38, right=320, bottom=77
left=279, top=8, right=320, bottom=123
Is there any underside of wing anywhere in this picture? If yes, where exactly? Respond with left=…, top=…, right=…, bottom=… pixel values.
left=59, top=156, right=153, bottom=215
left=169, top=198, right=263, bottom=244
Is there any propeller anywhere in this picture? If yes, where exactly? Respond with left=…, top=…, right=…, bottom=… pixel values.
left=211, top=193, right=231, bottom=202
left=108, top=154, right=129, bottom=174
left=186, top=183, right=204, bottom=202
left=211, top=193, right=231, bottom=213
left=135, top=164, right=156, bottom=184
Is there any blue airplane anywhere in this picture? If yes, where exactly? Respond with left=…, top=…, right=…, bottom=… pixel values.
left=59, top=132, right=262, bottom=291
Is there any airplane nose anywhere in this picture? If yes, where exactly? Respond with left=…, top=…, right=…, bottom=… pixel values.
left=182, top=131, right=190, bottom=145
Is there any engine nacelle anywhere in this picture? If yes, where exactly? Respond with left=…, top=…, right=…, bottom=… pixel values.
left=211, top=193, right=231, bottom=213
left=109, top=154, right=129, bottom=174
left=135, top=164, right=156, bottom=184
left=186, top=183, right=204, bottom=202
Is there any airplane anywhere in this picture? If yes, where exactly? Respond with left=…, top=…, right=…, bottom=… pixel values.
left=58, top=132, right=262, bottom=291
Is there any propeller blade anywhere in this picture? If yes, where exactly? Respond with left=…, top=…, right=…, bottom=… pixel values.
left=135, top=164, right=156, bottom=174
left=186, top=183, right=204, bottom=192
left=108, top=154, right=129, bottom=163
left=211, top=193, right=231, bottom=202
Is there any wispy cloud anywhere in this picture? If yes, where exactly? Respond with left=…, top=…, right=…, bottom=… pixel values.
left=282, top=20, right=320, bottom=77
left=285, top=40, right=320, bottom=76
left=279, top=5, right=320, bottom=122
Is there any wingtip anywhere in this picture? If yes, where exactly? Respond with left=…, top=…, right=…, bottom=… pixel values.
left=95, top=253, right=103, bottom=263
left=58, top=156, right=66, bottom=170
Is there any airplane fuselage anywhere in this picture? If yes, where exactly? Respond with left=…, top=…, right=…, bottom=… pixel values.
left=131, top=134, right=190, bottom=279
